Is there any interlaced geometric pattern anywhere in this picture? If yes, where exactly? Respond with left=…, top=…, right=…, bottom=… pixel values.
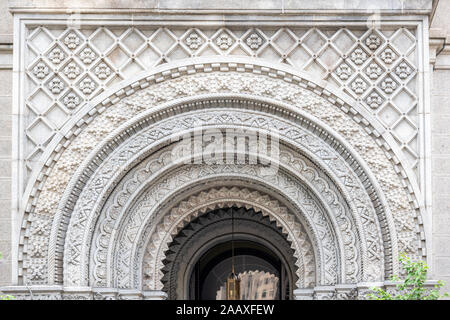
left=24, top=26, right=419, bottom=181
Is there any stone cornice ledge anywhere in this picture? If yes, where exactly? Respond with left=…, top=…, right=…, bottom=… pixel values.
left=1, top=282, right=441, bottom=300
left=0, top=286, right=168, bottom=300
left=0, top=44, right=13, bottom=70
left=8, top=0, right=433, bottom=15
left=430, top=28, right=450, bottom=69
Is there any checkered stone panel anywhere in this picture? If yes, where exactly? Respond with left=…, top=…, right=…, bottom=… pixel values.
left=23, top=25, right=420, bottom=181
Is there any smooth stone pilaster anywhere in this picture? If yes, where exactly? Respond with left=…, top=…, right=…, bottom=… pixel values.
left=117, top=289, right=143, bottom=300
left=293, top=288, right=314, bottom=300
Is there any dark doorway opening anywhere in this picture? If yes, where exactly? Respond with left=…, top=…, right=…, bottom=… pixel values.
left=189, top=240, right=290, bottom=300
left=161, top=206, right=297, bottom=300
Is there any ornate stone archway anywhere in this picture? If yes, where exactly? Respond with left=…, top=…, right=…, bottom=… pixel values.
left=8, top=58, right=427, bottom=300
left=140, top=186, right=316, bottom=292
left=159, top=206, right=300, bottom=300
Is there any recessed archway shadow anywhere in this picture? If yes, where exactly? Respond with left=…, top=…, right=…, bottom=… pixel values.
left=162, top=206, right=298, bottom=300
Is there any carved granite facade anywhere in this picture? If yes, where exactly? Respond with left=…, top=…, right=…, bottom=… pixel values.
left=1, top=0, right=448, bottom=300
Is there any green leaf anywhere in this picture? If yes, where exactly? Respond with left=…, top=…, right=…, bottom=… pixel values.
left=367, top=252, right=449, bottom=300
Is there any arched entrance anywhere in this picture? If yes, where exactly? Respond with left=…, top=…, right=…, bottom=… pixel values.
left=7, top=58, right=427, bottom=300
left=161, top=206, right=297, bottom=300
left=190, top=241, right=288, bottom=300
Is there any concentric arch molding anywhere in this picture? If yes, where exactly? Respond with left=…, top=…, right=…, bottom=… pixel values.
left=72, top=121, right=360, bottom=288
left=58, top=105, right=385, bottom=289
left=17, top=57, right=426, bottom=286
left=109, top=163, right=340, bottom=289
left=99, top=144, right=361, bottom=289
left=127, top=147, right=372, bottom=290
left=60, top=104, right=393, bottom=288
left=140, top=186, right=316, bottom=290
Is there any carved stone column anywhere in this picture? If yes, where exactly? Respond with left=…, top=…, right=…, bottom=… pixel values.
left=356, top=282, right=384, bottom=300
left=293, top=288, right=314, bottom=300
left=313, top=286, right=336, bottom=300
left=335, top=284, right=357, bottom=300
left=92, top=288, right=119, bottom=300
left=62, top=286, right=93, bottom=300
